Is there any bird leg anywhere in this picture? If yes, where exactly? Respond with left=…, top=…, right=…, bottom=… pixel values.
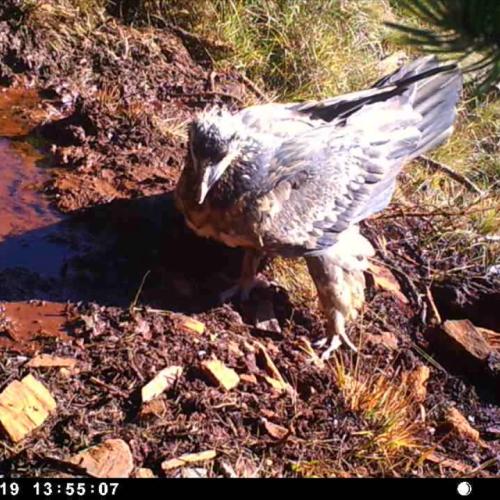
left=305, top=250, right=366, bottom=359
left=220, top=249, right=265, bottom=302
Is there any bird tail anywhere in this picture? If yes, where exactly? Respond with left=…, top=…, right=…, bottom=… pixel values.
left=374, top=55, right=463, bottom=158
left=293, top=56, right=462, bottom=152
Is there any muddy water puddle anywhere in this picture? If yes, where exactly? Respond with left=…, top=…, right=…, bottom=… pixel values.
left=0, top=88, right=112, bottom=346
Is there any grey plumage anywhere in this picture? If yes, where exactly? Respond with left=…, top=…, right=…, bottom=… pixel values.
left=175, top=56, right=462, bottom=356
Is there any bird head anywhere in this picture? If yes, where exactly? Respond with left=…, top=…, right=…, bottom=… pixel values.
left=189, top=107, right=242, bottom=204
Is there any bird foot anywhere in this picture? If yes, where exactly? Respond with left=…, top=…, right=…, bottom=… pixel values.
left=314, top=332, right=358, bottom=360
left=219, top=276, right=270, bottom=303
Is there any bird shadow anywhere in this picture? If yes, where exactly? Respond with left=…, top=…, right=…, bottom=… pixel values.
left=0, top=192, right=244, bottom=313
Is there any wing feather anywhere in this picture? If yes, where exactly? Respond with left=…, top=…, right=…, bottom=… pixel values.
left=255, top=97, right=423, bottom=256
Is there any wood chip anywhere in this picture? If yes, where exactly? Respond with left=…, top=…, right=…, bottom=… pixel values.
left=26, top=354, right=78, bottom=369
left=0, top=374, right=57, bottom=442
left=262, top=375, right=290, bottom=393
left=256, top=342, right=286, bottom=383
left=240, top=373, right=257, bottom=385
left=256, top=343, right=294, bottom=394
left=367, top=263, right=409, bottom=304
left=161, top=450, right=217, bottom=471
left=201, top=359, right=239, bottom=391
left=141, top=366, right=183, bottom=402
left=181, top=317, right=205, bottom=335
left=68, top=439, right=134, bottom=478
left=133, top=467, right=155, bottom=478
left=262, top=419, right=289, bottom=440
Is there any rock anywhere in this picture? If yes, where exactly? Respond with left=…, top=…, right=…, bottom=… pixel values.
left=367, top=263, right=409, bottom=304
left=254, top=299, right=281, bottom=334
left=26, top=354, right=78, bottom=369
left=445, top=407, right=482, bottom=444
left=200, top=359, right=239, bottom=391
left=141, top=366, right=183, bottom=402
left=441, top=320, right=491, bottom=362
left=133, top=468, right=155, bottom=478
left=0, top=374, right=57, bottom=442
left=477, top=326, right=500, bottom=348
left=68, top=439, right=134, bottom=478
left=161, top=450, right=217, bottom=471
left=262, top=419, right=289, bottom=440
left=407, top=366, right=430, bottom=403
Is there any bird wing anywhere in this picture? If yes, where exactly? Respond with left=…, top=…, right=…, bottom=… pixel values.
left=238, top=56, right=458, bottom=137
left=237, top=103, right=318, bottom=138
left=255, top=95, right=423, bottom=256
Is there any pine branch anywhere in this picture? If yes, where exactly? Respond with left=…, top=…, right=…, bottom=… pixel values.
left=387, top=0, right=500, bottom=92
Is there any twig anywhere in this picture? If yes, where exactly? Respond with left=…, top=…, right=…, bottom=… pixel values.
left=420, top=155, right=484, bottom=195
left=239, top=73, right=269, bottom=102
left=166, top=23, right=229, bottom=51
left=89, top=376, right=129, bottom=399
left=129, top=270, right=151, bottom=312
left=425, top=286, right=442, bottom=324
left=375, top=205, right=494, bottom=220
left=163, top=91, right=245, bottom=105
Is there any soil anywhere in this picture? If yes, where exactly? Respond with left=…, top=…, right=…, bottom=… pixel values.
left=0, top=2, right=498, bottom=478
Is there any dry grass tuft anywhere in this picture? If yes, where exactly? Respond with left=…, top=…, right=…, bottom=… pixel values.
left=268, top=257, right=318, bottom=309
left=332, top=355, right=424, bottom=467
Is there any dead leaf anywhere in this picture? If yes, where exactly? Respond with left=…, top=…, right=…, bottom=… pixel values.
left=201, top=359, right=239, bottom=391
left=424, top=451, right=471, bottom=473
left=0, top=374, right=57, bottom=442
left=161, top=450, right=217, bottom=471
left=141, top=366, right=183, bottom=402
left=262, top=419, right=289, bottom=440
left=364, top=331, right=399, bottom=350
left=408, top=366, right=430, bottom=403
left=445, top=407, right=485, bottom=446
left=67, top=439, right=134, bottom=478
left=140, top=399, right=167, bottom=420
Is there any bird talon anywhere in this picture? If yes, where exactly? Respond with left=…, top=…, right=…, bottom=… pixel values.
left=320, top=335, right=342, bottom=360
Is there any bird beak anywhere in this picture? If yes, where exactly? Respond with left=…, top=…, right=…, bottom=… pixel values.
left=197, top=150, right=238, bottom=204
left=197, top=165, right=219, bottom=204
